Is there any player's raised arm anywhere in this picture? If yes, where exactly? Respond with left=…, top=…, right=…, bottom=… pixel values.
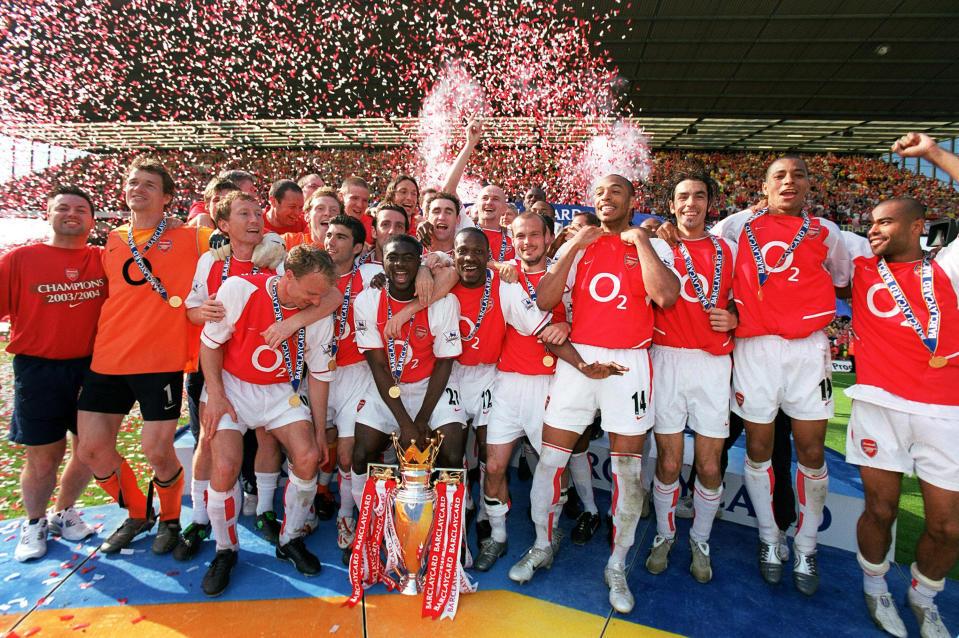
left=893, top=132, right=959, bottom=183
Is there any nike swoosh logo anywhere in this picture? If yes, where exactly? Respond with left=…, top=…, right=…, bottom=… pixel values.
left=69, top=302, right=82, bottom=308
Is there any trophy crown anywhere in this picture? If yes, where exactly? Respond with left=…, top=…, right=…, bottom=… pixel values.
left=391, top=433, right=443, bottom=470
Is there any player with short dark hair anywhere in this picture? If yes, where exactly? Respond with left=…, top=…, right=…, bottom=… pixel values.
left=265, top=180, right=307, bottom=235
left=1, top=186, right=104, bottom=561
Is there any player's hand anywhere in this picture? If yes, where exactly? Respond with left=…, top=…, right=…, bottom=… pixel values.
left=315, top=430, right=330, bottom=469
left=253, top=232, right=286, bottom=269
left=369, top=272, right=386, bottom=290
left=164, top=215, right=186, bottom=229
left=577, top=361, right=628, bottom=379
left=199, top=297, right=226, bottom=323
left=261, top=320, right=296, bottom=349
left=384, top=315, right=406, bottom=340
left=621, top=227, right=652, bottom=246
left=570, top=224, right=603, bottom=251
left=891, top=132, right=938, bottom=158
left=748, top=199, right=768, bottom=214
left=539, top=322, right=570, bottom=346
left=708, top=307, right=738, bottom=332
left=415, top=267, right=434, bottom=305
left=493, top=261, right=519, bottom=283
left=417, top=221, right=434, bottom=248
left=465, top=117, right=483, bottom=147
left=655, top=221, right=680, bottom=246
left=423, top=251, right=452, bottom=270
left=201, top=391, right=237, bottom=442
left=208, top=232, right=232, bottom=260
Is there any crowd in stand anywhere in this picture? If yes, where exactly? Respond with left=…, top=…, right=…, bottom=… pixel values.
left=1, top=148, right=956, bottom=227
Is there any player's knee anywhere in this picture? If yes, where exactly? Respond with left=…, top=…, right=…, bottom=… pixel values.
left=140, top=437, right=174, bottom=466
left=75, top=439, right=101, bottom=468
left=695, top=457, right=722, bottom=485
left=211, top=456, right=240, bottom=488
left=292, top=448, right=320, bottom=476
left=865, top=497, right=899, bottom=529
left=338, top=448, right=352, bottom=472
left=657, top=455, right=682, bottom=483
left=925, top=515, right=959, bottom=545
left=485, top=455, right=508, bottom=478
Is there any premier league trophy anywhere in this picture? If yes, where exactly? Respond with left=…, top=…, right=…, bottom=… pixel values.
left=346, top=434, right=475, bottom=619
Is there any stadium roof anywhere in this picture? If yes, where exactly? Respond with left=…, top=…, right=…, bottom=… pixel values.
left=2, top=1, right=957, bottom=154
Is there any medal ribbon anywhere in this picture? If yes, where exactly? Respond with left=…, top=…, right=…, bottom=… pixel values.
left=521, top=269, right=555, bottom=366
left=329, top=264, right=358, bottom=361
left=344, top=476, right=379, bottom=607
left=423, top=482, right=454, bottom=618
left=126, top=218, right=170, bottom=301
left=384, top=281, right=417, bottom=387
left=269, top=278, right=305, bottom=394
left=461, top=269, right=493, bottom=342
left=438, top=482, right=470, bottom=619
left=744, top=208, right=810, bottom=288
left=877, top=257, right=941, bottom=356
left=220, top=256, right=258, bottom=283
left=497, top=230, right=508, bottom=261
left=678, top=236, right=723, bottom=310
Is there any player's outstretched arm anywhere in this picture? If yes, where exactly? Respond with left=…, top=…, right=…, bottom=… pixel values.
left=260, top=287, right=340, bottom=349
left=546, top=339, right=628, bottom=379
left=441, top=118, right=483, bottom=196
left=307, top=375, right=331, bottom=469
left=199, top=343, right=237, bottom=442
left=537, top=225, right=602, bottom=310
left=893, top=132, right=959, bottom=183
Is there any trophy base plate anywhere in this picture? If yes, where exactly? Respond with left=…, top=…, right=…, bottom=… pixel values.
left=397, top=575, right=422, bottom=595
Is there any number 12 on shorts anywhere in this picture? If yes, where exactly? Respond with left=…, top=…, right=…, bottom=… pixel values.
left=632, top=391, right=647, bottom=415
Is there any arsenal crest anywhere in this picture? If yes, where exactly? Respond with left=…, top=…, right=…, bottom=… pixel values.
left=861, top=439, right=878, bottom=458
left=624, top=253, right=639, bottom=270
left=735, top=392, right=744, bottom=407
left=356, top=399, right=366, bottom=412
left=158, top=238, right=173, bottom=253
left=65, top=268, right=79, bottom=282
left=807, top=224, right=821, bottom=238
left=414, top=326, right=428, bottom=340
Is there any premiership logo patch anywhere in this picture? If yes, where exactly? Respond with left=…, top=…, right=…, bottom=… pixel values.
left=356, top=319, right=367, bottom=332
left=445, top=331, right=459, bottom=343
left=861, top=439, right=878, bottom=458
left=356, top=399, right=365, bottom=412
left=158, top=238, right=173, bottom=253
left=415, top=326, right=428, bottom=340
left=624, top=253, right=639, bottom=270
left=65, top=268, right=79, bottom=282
left=522, top=297, right=534, bottom=309
left=735, top=392, right=744, bottom=407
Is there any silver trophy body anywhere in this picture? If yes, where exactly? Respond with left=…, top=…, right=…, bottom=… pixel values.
left=391, top=466, right=435, bottom=595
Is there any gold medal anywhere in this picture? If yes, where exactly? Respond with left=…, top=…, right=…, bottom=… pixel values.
left=168, top=295, right=183, bottom=308
left=328, top=360, right=337, bottom=372
left=542, top=354, right=555, bottom=367
left=289, top=395, right=301, bottom=407
left=929, top=356, right=948, bottom=368
left=388, top=385, right=402, bottom=399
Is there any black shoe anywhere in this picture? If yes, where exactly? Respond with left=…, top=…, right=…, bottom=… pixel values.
left=605, top=514, right=614, bottom=548
left=255, top=511, right=281, bottom=545
left=517, top=455, right=532, bottom=481
left=465, top=506, right=477, bottom=532
left=276, top=537, right=322, bottom=576
left=571, top=512, right=601, bottom=546
left=173, top=522, right=212, bottom=561
left=152, top=519, right=181, bottom=555
left=314, top=492, right=337, bottom=521
left=564, top=489, right=583, bottom=520
left=476, top=519, right=492, bottom=543
left=202, top=549, right=238, bottom=597
left=342, top=547, right=352, bottom=567
left=100, top=517, right=155, bottom=555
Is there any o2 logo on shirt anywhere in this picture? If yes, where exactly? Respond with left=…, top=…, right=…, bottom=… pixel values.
left=679, top=273, right=710, bottom=305
left=761, top=241, right=800, bottom=282
left=391, top=341, right=418, bottom=369
left=588, top=273, right=628, bottom=310
left=251, top=345, right=286, bottom=377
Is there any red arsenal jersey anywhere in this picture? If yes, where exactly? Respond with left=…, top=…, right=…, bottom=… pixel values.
left=0, top=243, right=107, bottom=359
left=556, top=234, right=676, bottom=349
left=186, top=251, right=276, bottom=309
left=498, top=265, right=565, bottom=375
left=353, top=288, right=462, bottom=383
left=653, top=236, right=735, bottom=355
left=330, top=264, right=380, bottom=367
left=482, top=228, right=516, bottom=262
left=713, top=210, right=850, bottom=340
left=453, top=271, right=551, bottom=366
left=201, top=274, right=333, bottom=385
left=263, top=214, right=307, bottom=236
left=847, top=237, right=959, bottom=406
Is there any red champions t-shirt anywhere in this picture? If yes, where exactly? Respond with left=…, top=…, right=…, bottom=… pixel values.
left=557, top=234, right=677, bottom=350
left=498, top=264, right=566, bottom=376
left=482, top=228, right=516, bottom=262
left=453, top=271, right=551, bottom=367
left=200, top=274, right=333, bottom=385
left=653, top=236, right=736, bottom=356
left=353, top=288, right=462, bottom=384
left=849, top=242, right=959, bottom=406
left=713, top=210, right=850, bottom=340
left=263, top=214, right=307, bottom=236
left=0, top=243, right=107, bottom=359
